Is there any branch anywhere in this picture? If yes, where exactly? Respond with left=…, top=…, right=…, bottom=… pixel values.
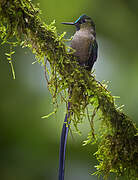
left=0, top=0, right=137, bottom=179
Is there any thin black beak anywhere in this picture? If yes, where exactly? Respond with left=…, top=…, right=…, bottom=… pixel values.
left=61, top=22, right=75, bottom=25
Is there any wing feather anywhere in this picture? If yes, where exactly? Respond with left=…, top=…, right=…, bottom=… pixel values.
left=86, top=39, right=98, bottom=71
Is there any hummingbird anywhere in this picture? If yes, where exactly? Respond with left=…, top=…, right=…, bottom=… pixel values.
left=62, top=14, right=98, bottom=71
left=58, top=15, right=98, bottom=180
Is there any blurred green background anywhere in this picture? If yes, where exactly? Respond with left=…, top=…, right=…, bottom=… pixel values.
left=0, top=0, right=138, bottom=180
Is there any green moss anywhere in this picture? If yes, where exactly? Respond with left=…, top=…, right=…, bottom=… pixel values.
left=0, top=0, right=137, bottom=179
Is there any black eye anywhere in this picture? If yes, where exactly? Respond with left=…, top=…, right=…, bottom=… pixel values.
left=82, top=19, right=86, bottom=23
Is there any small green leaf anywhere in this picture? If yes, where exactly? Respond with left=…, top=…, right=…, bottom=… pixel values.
left=41, top=111, right=55, bottom=119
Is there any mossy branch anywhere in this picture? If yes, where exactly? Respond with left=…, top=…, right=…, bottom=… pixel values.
left=0, top=0, right=138, bottom=179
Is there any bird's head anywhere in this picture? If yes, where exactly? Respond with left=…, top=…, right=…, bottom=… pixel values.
left=62, top=14, right=95, bottom=31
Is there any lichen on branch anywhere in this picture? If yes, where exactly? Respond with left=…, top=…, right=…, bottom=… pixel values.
left=0, top=0, right=137, bottom=179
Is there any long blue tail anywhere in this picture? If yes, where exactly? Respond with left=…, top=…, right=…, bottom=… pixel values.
left=58, top=103, right=71, bottom=180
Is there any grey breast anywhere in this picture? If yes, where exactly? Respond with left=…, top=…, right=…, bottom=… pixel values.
left=71, top=29, right=93, bottom=65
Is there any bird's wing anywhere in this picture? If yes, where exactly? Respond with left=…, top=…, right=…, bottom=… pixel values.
left=86, top=39, right=98, bottom=71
